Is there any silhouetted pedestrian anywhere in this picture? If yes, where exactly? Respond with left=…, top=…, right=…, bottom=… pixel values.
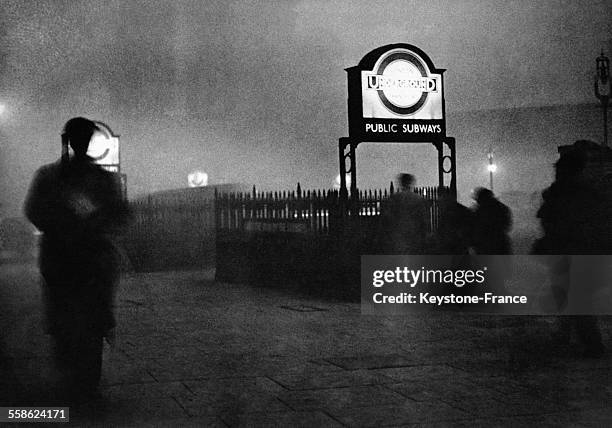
left=24, top=117, right=129, bottom=399
left=435, top=189, right=473, bottom=255
left=430, top=190, right=475, bottom=306
left=471, top=187, right=512, bottom=255
left=534, top=145, right=607, bottom=357
left=380, top=174, right=429, bottom=254
left=469, top=188, right=513, bottom=303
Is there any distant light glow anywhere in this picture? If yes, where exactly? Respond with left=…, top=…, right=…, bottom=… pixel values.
left=487, top=164, right=497, bottom=173
left=333, top=174, right=351, bottom=190
left=0, top=103, right=5, bottom=115
left=188, top=170, right=208, bottom=187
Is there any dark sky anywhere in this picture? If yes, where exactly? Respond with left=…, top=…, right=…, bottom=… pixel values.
left=0, top=0, right=610, bottom=214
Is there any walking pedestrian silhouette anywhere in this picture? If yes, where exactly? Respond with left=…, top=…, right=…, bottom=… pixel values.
left=24, top=117, right=130, bottom=400
left=534, top=143, right=608, bottom=357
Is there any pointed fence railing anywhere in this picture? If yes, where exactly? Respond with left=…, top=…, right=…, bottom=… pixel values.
left=215, top=184, right=446, bottom=235
left=122, top=183, right=447, bottom=272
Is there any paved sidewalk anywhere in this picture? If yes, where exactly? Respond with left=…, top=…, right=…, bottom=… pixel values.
left=1, top=261, right=611, bottom=427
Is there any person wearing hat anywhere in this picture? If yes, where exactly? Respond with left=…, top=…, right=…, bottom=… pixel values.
left=24, top=117, right=129, bottom=400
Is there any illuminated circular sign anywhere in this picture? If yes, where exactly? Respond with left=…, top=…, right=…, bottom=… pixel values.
left=86, top=121, right=119, bottom=166
left=88, top=133, right=111, bottom=161
left=366, top=50, right=437, bottom=116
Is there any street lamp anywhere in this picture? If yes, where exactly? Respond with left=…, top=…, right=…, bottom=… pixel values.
left=595, top=51, right=610, bottom=147
left=487, top=148, right=497, bottom=192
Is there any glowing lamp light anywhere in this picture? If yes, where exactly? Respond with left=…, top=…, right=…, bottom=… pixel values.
left=487, top=164, right=497, bottom=173
left=188, top=170, right=208, bottom=187
left=333, top=174, right=351, bottom=190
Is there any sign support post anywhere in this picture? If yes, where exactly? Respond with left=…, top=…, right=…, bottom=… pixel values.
left=435, top=140, right=444, bottom=188
left=445, top=137, right=457, bottom=198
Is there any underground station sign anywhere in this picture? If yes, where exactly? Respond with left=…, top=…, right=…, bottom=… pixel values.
left=347, top=44, right=446, bottom=142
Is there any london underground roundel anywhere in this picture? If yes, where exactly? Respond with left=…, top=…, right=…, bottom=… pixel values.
left=369, top=51, right=434, bottom=115
left=361, top=47, right=443, bottom=120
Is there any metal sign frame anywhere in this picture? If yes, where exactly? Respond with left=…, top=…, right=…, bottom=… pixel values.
left=340, top=43, right=456, bottom=199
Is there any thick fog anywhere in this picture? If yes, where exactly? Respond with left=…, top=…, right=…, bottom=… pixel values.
left=0, top=0, right=610, bottom=215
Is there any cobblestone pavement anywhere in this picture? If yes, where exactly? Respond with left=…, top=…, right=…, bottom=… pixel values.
left=1, top=260, right=611, bottom=427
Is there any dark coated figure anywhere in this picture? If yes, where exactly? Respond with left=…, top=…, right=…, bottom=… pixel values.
left=469, top=188, right=513, bottom=303
left=435, top=189, right=473, bottom=255
left=380, top=173, right=429, bottom=254
left=471, top=187, right=512, bottom=255
left=535, top=145, right=607, bottom=357
left=24, top=117, right=129, bottom=399
left=536, top=147, right=606, bottom=255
